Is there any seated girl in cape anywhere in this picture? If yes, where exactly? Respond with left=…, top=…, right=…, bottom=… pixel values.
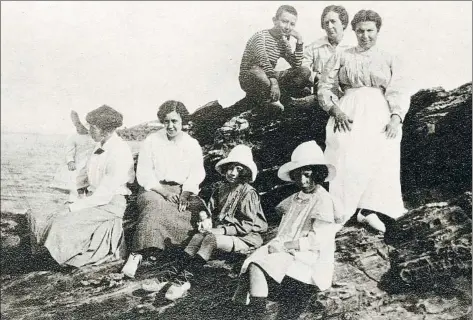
left=159, top=144, right=268, bottom=300
left=231, top=140, right=342, bottom=317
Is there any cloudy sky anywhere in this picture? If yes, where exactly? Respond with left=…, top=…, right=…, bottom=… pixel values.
left=1, top=1, right=471, bottom=134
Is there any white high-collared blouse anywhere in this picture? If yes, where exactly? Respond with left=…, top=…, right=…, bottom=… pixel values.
left=136, top=130, right=205, bottom=195
left=70, top=132, right=135, bottom=212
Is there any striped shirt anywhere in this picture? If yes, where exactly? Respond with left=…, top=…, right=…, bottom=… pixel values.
left=239, top=29, right=304, bottom=81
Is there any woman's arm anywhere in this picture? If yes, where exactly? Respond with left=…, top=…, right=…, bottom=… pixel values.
left=136, top=136, right=161, bottom=192
left=69, top=147, right=133, bottom=212
left=385, top=55, right=410, bottom=123
left=181, top=139, right=205, bottom=195
left=317, top=52, right=342, bottom=112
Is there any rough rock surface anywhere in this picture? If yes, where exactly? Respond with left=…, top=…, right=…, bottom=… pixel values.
left=1, top=83, right=471, bottom=319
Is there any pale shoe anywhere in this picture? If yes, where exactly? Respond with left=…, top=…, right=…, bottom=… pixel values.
left=121, top=253, right=142, bottom=278
left=357, top=210, right=386, bottom=233
left=164, top=281, right=191, bottom=301
left=142, top=280, right=169, bottom=292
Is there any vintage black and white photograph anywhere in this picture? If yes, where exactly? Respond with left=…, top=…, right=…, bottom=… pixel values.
left=1, top=1, right=471, bottom=319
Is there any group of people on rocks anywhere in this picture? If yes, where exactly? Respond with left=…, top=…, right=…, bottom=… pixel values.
left=27, top=3, right=409, bottom=318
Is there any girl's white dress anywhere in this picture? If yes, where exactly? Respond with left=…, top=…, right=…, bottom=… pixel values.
left=240, top=186, right=339, bottom=291
left=50, top=133, right=95, bottom=193
left=318, top=46, right=410, bottom=222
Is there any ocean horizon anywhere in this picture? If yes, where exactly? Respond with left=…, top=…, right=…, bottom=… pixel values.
left=1, top=132, right=141, bottom=215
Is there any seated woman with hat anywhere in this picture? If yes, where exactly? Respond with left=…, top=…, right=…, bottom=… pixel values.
left=232, top=141, right=342, bottom=318
left=27, top=105, right=135, bottom=268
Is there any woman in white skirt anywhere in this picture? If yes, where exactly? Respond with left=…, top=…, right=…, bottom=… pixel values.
left=232, top=141, right=341, bottom=318
left=317, top=9, right=410, bottom=232
left=28, top=105, right=135, bottom=268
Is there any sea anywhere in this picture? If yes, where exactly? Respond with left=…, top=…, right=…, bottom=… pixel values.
left=1, top=132, right=141, bottom=215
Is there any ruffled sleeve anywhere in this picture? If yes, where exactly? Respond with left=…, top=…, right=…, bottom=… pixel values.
left=317, top=52, right=342, bottom=112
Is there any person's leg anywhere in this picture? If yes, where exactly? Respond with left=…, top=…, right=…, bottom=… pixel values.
left=241, top=66, right=286, bottom=112
left=276, top=277, right=315, bottom=320
left=184, top=233, right=206, bottom=257
left=195, top=233, right=219, bottom=261
left=248, top=263, right=269, bottom=298
left=240, top=66, right=271, bottom=103
left=278, top=66, right=311, bottom=98
left=247, top=263, right=269, bottom=318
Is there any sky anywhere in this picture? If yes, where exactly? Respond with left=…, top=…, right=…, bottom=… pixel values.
left=1, top=1, right=472, bottom=134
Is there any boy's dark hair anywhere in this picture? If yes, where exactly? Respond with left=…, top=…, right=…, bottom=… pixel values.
left=321, top=5, right=349, bottom=30
left=351, top=9, right=382, bottom=31
left=289, top=165, right=329, bottom=184
left=220, top=162, right=253, bottom=184
left=157, top=100, right=190, bottom=125
left=275, top=5, right=298, bottom=19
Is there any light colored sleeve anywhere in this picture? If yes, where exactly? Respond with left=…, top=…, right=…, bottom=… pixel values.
left=69, top=148, right=133, bottom=212
left=385, top=55, right=410, bottom=122
left=317, top=52, right=342, bottom=112
left=299, top=220, right=337, bottom=252
left=136, top=136, right=161, bottom=191
left=299, top=193, right=336, bottom=252
left=181, top=139, right=205, bottom=195
left=65, top=135, right=76, bottom=164
left=302, top=44, right=316, bottom=83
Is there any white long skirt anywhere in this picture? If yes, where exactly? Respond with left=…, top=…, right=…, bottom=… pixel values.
left=324, top=87, right=407, bottom=222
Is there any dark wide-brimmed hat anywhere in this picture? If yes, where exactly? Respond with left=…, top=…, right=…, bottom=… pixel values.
left=86, top=105, right=123, bottom=131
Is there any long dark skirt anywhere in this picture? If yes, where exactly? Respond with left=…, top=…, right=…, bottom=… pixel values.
left=131, top=185, right=206, bottom=252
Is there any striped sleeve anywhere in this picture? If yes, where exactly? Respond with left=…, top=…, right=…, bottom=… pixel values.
left=251, top=32, right=277, bottom=78
left=282, top=40, right=304, bottom=68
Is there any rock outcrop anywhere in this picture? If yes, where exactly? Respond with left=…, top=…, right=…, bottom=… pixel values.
left=1, top=83, right=471, bottom=319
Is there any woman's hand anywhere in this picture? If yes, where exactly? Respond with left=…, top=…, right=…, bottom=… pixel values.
left=153, top=188, right=179, bottom=204
left=329, top=105, right=353, bottom=133
left=268, top=241, right=285, bottom=254
left=384, top=115, right=402, bottom=139
left=178, top=191, right=192, bottom=212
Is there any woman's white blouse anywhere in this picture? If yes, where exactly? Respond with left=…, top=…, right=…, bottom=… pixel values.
left=136, top=130, right=205, bottom=195
left=70, top=132, right=135, bottom=212
left=318, top=46, right=410, bottom=121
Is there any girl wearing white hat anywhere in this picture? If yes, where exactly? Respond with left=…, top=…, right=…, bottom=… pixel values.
left=232, top=141, right=341, bottom=318
left=168, top=144, right=268, bottom=290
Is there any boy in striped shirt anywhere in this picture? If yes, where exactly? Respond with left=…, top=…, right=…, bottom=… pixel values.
left=239, top=5, right=311, bottom=112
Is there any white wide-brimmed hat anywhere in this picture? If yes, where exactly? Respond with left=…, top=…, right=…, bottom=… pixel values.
left=215, top=144, right=258, bottom=182
left=277, top=140, right=336, bottom=182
